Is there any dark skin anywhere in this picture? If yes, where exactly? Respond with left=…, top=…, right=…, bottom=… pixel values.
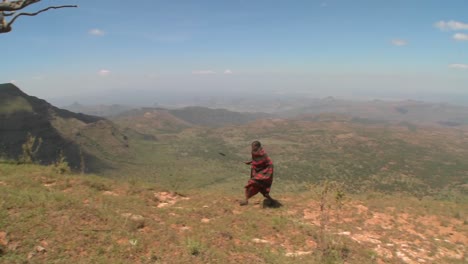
left=243, top=142, right=259, bottom=165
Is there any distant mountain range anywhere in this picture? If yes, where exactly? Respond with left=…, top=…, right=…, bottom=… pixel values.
left=64, top=102, right=133, bottom=117
left=63, top=96, right=468, bottom=127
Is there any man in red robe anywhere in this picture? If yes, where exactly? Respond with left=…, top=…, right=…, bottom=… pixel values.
left=240, top=141, right=275, bottom=206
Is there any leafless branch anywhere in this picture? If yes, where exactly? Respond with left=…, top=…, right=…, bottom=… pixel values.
left=6, top=5, right=77, bottom=29
left=0, top=0, right=41, bottom=12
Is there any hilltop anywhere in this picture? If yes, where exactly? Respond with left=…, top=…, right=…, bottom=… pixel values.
left=0, top=164, right=465, bottom=263
left=0, top=83, right=130, bottom=172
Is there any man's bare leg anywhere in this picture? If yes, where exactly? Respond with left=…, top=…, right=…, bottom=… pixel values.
left=240, top=188, right=251, bottom=206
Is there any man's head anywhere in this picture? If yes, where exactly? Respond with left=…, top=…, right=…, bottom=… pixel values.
left=251, top=141, right=261, bottom=152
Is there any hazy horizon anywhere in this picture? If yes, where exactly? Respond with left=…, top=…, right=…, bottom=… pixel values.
left=1, top=0, right=468, bottom=107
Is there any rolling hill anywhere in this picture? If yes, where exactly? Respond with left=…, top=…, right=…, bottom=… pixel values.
left=0, top=83, right=130, bottom=172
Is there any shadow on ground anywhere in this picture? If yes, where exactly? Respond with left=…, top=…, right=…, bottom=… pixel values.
left=263, top=199, right=283, bottom=208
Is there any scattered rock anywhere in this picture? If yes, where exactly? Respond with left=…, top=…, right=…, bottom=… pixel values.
left=121, top=213, right=145, bottom=229
left=396, top=251, right=414, bottom=264
left=130, top=214, right=144, bottom=222
left=157, top=202, right=170, bottom=208
left=103, top=191, right=118, bottom=196
left=338, top=231, right=351, bottom=236
left=252, top=238, right=270, bottom=244
left=285, top=251, right=313, bottom=257
left=0, top=181, right=7, bottom=186
left=201, top=218, right=210, bottom=223
left=351, top=233, right=382, bottom=244
left=35, top=246, right=46, bottom=253
left=374, top=245, right=393, bottom=259
left=154, top=192, right=189, bottom=207
left=40, top=240, right=48, bottom=248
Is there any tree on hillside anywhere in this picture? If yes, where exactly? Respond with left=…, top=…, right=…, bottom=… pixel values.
left=0, top=0, right=77, bottom=33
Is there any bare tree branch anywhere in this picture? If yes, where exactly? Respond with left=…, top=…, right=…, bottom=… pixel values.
left=0, top=0, right=41, bottom=12
left=4, top=5, right=77, bottom=31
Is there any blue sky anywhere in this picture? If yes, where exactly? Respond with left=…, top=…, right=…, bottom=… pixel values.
left=1, top=0, right=468, bottom=104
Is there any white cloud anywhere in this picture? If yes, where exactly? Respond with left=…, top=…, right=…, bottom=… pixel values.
left=391, top=39, right=408, bottom=46
left=453, top=33, right=468, bottom=41
left=192, top=70, right=216, bottom=75
left=224, top=69, right=233, bottom=74
left=434, top=20, right=468, bottom=31
left=10, top=80, right=17, bottom=84
left=89, top=28, right=105, bottom=36
left=98, top=69, right=111, bottom=76
left=449, top=64, right=468, bottom=69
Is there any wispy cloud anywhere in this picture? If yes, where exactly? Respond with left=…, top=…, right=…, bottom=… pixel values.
left=449, top=64, right=468, bottom=69
left=89, top=28, right=105, bottom=36
left=192, top=70, right=216, bottom=75
left=391, top=39, right=408, bottom=46
left=10, top=80, right=17, bottom=84
left=453, top=33, right=468, bottom=41
left=434, top=20, right=468, bottom=31
left=224, top=69, right=233, bottom=74
left=98, top=69, right=111, bottom=76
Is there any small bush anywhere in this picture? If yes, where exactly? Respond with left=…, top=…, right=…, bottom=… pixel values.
left=20, top=133, right=42, bottom=164
left=186, top=238, right=203, bottom=256
left=54, top=151, right=71, bottom=174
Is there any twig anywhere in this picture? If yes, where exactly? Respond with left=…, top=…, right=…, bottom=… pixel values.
left=7, top=5, right=78, bottom=28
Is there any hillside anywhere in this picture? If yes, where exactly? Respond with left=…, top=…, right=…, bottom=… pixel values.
left=111, top=108, right=192, bottom=134
left=112, top=106, right=272, bottom=131
left=0, top=164, right=465, bottom=263
left=168, top=106, right=272, bottom=127
left=0, top=83, right=130, bottom=172
left=99, top=113, right=468, bottom=200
